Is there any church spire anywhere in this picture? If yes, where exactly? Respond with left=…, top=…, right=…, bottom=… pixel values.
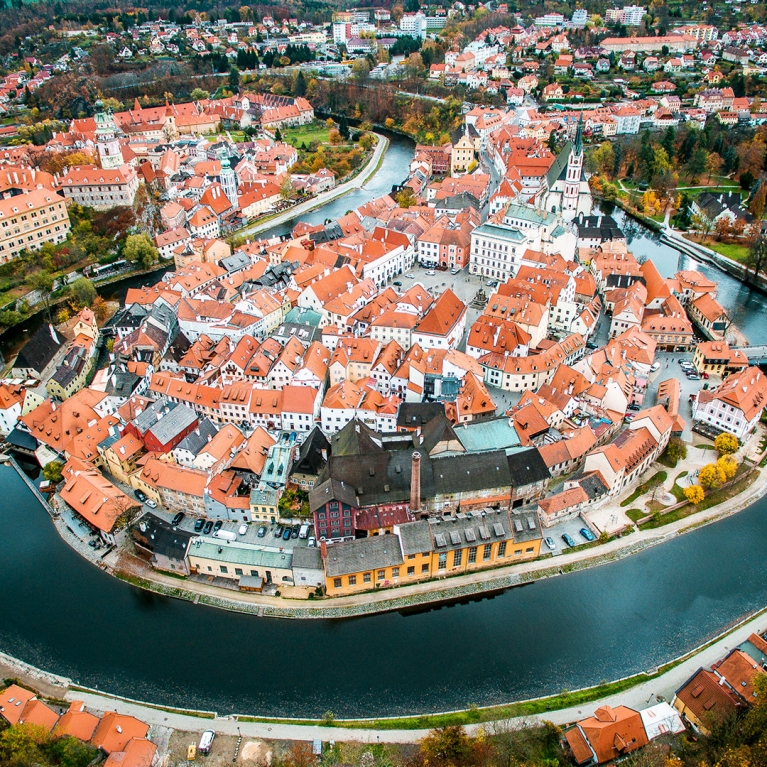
left=574, top=111, right=583, bottom=156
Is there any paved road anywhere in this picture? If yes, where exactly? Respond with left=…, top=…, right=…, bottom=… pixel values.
left=237, top=134, right=389, bottom=239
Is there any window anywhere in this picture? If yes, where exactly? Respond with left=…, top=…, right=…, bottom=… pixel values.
left=483, top=544, right=492, bottom=561
left=408, top=566, right=415, bottom=576
left=468, top=547, right=477, bottom=564
left=453, top=549, right=463, bottom=567
left=526, top=547, right=534, bottom=553
left=250, top=570, right=259, bottom=576
left=392, top=567, right=400, bottom=578
left=438, top=553, right=447, bottom=570
left=498, top=541, right=507, bottom=557
left=377, top=569, right=385, bottom=581
left=220, top=565, right=228, bottom=574
left=334, top=578, right=342, bottom=588
left=348, top=575, right=357, bottom=586
left=363, top=572, right=371, bottom=583
left=422, top=563, right=430, bottom=573
left=515, top=549, right=522, bottom=556
left=235, top=568, right=243, bottom=576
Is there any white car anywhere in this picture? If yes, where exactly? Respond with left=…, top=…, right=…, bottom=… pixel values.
left=425, top=269, right=436, bottom=276
left=238, top=524, right=248, bottom=535
left=144, top=498, right=157, bottom=508
left=308, top=536, right=317, bottom=547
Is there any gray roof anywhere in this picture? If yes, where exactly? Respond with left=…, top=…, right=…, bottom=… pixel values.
left=249, top=485, right=279, bottom=506
left=13, top=324, right=63, bottom=374
left=506, top=448, right=550, bottom=487
left=290, top=427, right=330, bottom=479
left=546, top=140, right=572, bottom=187
left=133, top=398, right=198, bottom=444
left=133, top=512, right=194, bottom=562
left=174, top=418, right=219, bottom=456
left=510, top=507, right=542, bottom=543
left=220, top=252, right=251, bottom=273
left=426, top=508, right=513, bottom=551
left=397, top=519, right=434, bottom=556
left=396, top=402, right=446, bottom=429
left=188, top=537, right=293, bottom=569
left=324, top=534, right=404, bottom=577
left=455, top=417, right=522, bottom=454
left=309, top=477, right=358, bottom=513
left=573, top=213, right=624, bottom=241
left=471, top=222, right=528, bottom=243
left=292, top=546, right=323, bottom=570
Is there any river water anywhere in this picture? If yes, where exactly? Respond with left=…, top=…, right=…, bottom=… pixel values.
left=2, top=465, right=767, bottom=717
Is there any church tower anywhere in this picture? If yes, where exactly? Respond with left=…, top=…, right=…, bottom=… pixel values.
left=95, top=100, right=123, bottom=170
left=562, top=112, right=584, bottom=218
left=220, top=156, right=238, bottom=209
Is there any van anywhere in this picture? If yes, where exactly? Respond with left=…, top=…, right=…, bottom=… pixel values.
left=299, top=523, right=310, bottom=539
left=198, top=730, right=215, bottom=755
left=214, top=530, right=237, bottom=542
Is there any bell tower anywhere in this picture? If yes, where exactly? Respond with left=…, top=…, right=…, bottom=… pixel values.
left=95, top=100, right=123, bottom=170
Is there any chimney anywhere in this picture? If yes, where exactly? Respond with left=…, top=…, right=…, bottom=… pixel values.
left=410, top=451, right=422, bottom=513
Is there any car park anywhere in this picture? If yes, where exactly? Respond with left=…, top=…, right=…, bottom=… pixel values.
left=257, top=526, right=267, bottom=537
left=194, top=519, right=205, bottom=532
left=562, top=533, right=576, bottom=547
left=580, top=527, right=595, bottom=542
left=171, top=512, right=184, bottom=526
left=203, top=520, right=213, bottom=535
left=545, top=537, right=556, bottom=550
left=212, top=520, right=223, bottom=533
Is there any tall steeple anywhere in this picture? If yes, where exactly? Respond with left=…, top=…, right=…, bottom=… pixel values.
left=574, top=111, right=584, bottom=156
left=220, top=156, right=238, bottom=210
left=562, top=112, right=584, bottom=220
left=95, top=100, right=123, bottom=170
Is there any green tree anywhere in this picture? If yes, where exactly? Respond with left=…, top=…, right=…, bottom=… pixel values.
left=420, top=726, right=472, bottom=766
left=29, top=270, right=55, bottom=324
left=123, top=233, right=158, bottom=270
left=293, top=70, right=307, bottom=97
left=593, top=142, right=615, bottom=178
left=43, top=460, right=64, bottom=483
left=228, top=66, right=240, bottom=93
left=685, top=146, right=708, bottom=183
left=70, top=277, right=96, bottom=308
left=190, top=88, right=210, bottom=100
left=664, top=437, right=687, bottom=467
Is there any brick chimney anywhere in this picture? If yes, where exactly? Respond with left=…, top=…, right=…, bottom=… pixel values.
left=410, top=451, right=422, bottom=513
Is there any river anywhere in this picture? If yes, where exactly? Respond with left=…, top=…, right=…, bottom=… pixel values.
left=2, top=464, right=767, bottom=717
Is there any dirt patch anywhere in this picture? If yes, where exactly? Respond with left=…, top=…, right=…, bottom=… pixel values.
left=168, top=730, right=240, bottom=767
left=241, top=740, right=272, bottom=764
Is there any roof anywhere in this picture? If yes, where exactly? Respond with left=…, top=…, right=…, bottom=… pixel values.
left=104, top=738, right=157, bottom=767
left=506, top=448, right=550, bottom=486
left=188, top=538, right=293, bottom=570
left=675, top=668, right=742, bottom=725
left=324, top=533, right=404, bottom=577
left=0, top=684, right=36, bottom=725
left=13, top=324, right=63, bottom=374
left=91, top=713, right=149, bottom=754
left=570, top=706, right=649, bottom=764
left=54, top=702, right=100, bottom=741
left=290, top=427, right=330, bottom=478
left=133, top=399, right=198, bottom=446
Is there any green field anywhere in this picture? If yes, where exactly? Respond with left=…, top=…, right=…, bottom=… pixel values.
left=704, top=241, right=751, bottom=262
left=282, top=122, right=332, bottom=148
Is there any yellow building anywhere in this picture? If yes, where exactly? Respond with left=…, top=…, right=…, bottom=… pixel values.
left=323, top=507, right=543, bottom=596
left=249, top=486, right=279, bottom=523
left=0, top=188, right=71, bottom=264
left=101, top=433, right=145, bottom=484
left=451, top=133, right=476, bottom=175
left=187, top=537, right=294, bottom=586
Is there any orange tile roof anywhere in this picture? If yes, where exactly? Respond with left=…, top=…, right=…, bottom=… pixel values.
left=54, top=702, right=100, bottom=741
left=19, top=699, right=60, bottom=732
left=0, top=684, right=36, bottom=725
left=104, top=738, right=157, bottom=767
left=415, top=289, right=466, bottom=336
left=91, top=713, right=149, bottom=754
left=571, top=706, right=648, bottom=764
left=716, top=649, right=767, bottom=702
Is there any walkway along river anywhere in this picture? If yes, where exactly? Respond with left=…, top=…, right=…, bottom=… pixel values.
left=3, top=463, right=767, bottom=719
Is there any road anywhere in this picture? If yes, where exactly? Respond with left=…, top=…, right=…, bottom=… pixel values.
left=236, top=134, right=389, bottom=239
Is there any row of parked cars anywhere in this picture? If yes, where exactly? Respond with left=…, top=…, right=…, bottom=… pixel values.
left=544, top=527, right=596, bottom=550
left=679, top=359, right=705, bottom=381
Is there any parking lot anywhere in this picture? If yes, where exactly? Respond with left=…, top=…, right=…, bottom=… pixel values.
left=541, top=516, right=597, bottom=556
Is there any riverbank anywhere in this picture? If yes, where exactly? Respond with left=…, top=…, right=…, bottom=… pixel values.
left=36, top=456, right=767, bottom=620
left=2, top=602, right=766, bottom=741
left=235, top=133, right=389, bottom=239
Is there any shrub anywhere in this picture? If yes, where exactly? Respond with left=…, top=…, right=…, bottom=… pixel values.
left=684, top=484, right=705, bottom=504
left=699, top=463, right=725, bottom=490
left=715, top=432, right=739, bottom=455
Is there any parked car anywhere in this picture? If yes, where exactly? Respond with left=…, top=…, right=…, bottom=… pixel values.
left=687, top=373, right=700, bottom=380
left=291, top=527, right=299, bottom=539
left=308, top=536, right=316, bottom=547
left=257, top=526, right=267, bottom=537
left=274, top=525, right=283, bottom=538
left=212, top=520, right=223, bottom=533
left=393, top=280, right=402, bottom=286
left=171, top=512, right=185, bottom=526
left=650, top=362, right=660, bottom=372
left=203, top=520, right=213, bottom=535
left=282, top=527, right=291, bottom=541
left=562, top=533, right=576, bottom=547
left=145, top=498, right=157, bottom=508
left=450, top=267, right=460, bottom=275
left=238, top=524, right=248, bottom=535
left=628, top=403, right=641, bottom=411
left=580, top=527, right=595, bottom=542
left=404, top=273, right=415, bottom=279
left=135, top=489, right=147, bottom=502
left=545, top=537, right=556, bottom=550
left=198, top=731, right=215, bottom=755
left=194, top=519, right=205, bottom=533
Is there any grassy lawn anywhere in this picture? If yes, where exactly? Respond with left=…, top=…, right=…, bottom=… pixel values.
left=670, top=471, right=689, bottom=502
left=282, top=121, right=332, bottom=148
left=620, top=471, right=667, bottom=508
left=706, top=242, right=751, bottom=262
left=626, top=508, right=645, bottom=523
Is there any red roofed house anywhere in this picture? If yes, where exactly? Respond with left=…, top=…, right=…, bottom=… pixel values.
left=565, top=705, right=649, bottom=764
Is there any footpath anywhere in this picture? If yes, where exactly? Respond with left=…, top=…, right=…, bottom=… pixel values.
left=101, top=464, right=767, bottom=619
left=236, top=134, right=389, bottom=239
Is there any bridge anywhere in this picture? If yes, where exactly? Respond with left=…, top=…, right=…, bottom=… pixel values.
left=736, top=346, right=767, bottom=365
